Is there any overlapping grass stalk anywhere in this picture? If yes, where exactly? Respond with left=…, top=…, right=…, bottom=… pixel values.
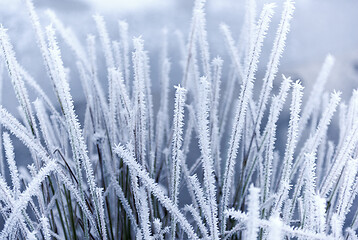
left=0, top=0, right=357, bottom=239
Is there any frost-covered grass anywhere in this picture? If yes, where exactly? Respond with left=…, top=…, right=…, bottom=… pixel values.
left=0, top=0, right=357, bottom=239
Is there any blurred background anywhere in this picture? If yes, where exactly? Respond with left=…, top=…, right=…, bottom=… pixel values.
left=1, top=0, right=358, bottom=103
left=0, top=0, right=358, bottom=166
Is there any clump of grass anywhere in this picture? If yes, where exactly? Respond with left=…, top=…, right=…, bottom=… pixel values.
left=0, top=0, right=357, bottom=239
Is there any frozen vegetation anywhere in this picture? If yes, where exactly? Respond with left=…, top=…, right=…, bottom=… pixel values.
left=0, top=0, right=357, bottom=239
